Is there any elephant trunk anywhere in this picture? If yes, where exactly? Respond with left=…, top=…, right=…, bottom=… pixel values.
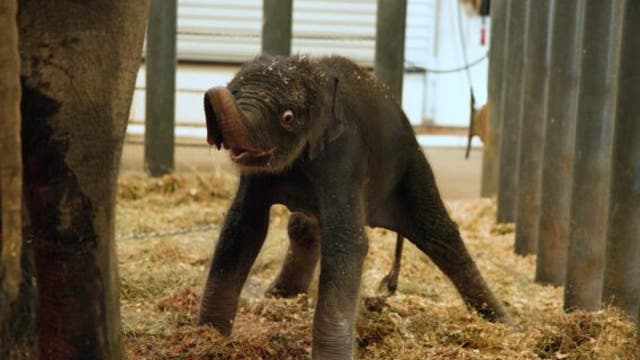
left=203, top=87, right=258, bottom=152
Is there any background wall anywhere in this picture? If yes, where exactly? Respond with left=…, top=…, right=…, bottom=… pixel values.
left=130, top=0, right=490, bottom=135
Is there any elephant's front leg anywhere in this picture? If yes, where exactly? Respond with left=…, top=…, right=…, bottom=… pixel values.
left=197, top=176, right=271, bottom=335
left=312, top=193, right=368, bottom=360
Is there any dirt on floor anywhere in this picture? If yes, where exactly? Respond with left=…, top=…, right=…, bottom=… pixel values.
left=116, top=172, right=638, bottom=360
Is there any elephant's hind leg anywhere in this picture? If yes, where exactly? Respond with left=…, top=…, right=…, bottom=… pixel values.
left=400, top=154, right=508, bottom=323
left=266, top=212, right=320, bottom=298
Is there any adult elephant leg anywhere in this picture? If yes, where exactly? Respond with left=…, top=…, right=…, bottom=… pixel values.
left=400, top=152, right=508, bottom=323
left=266, top=212, right=320, bottom=298
left=0, top=0, right=24, bottom=356
left=198, top=175, right=272, bottom=335
left=0, top=217, right=38, bottom=356
left=18, top=1, right=150, bottom=359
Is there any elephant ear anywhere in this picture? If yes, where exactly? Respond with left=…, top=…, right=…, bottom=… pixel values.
left=308, top=77, right=345, bottom=160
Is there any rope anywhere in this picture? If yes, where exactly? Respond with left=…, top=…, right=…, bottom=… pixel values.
left=415, top=53, right=488, bottom=74
left=116, top=223, right=220, bottom=241
left=456, top=2, right=475, bottom=88
left=455, top=2, right=482, bottom=159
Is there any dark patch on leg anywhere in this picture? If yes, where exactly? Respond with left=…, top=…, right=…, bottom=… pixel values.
left=21, top=78, right=107, bottom=359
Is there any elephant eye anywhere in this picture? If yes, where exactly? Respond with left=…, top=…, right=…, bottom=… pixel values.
left=280, top=109, right=296, bottom=130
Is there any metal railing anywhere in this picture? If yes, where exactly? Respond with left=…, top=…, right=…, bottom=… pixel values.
left=489, top=0, right=639, bottom=320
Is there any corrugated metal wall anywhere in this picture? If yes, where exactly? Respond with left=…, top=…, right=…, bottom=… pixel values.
left=177, top=0, right=260, bottom=63
left=405, top=0, right=437, bottom=68
left=175, top=0, right=436, bottom=67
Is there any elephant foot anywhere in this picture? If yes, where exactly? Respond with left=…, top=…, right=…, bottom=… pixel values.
left=196, top=312, right=233, bottom=336
left=265, top=279, right=308, bottom=298
left=197, top=297, right=237, bottom=336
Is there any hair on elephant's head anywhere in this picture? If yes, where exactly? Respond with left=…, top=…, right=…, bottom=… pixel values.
left=204, top=55, right=345, bottom=173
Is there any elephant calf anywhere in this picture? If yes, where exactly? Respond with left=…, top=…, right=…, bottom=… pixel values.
left=199, top=55, right=508, bottom=359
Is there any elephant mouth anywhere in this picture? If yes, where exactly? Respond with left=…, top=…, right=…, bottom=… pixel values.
left=229, top=147, right=274, bottom=166
left=204, top=86, right=275, bottom=167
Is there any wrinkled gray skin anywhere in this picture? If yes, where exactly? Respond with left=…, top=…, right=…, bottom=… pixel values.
left=199, top=55, right=508, bottom=359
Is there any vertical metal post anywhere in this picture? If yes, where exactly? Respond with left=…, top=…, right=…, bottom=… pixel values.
left=536, top=0, right=584, bottom=285
left=496, top=0, right=526, bottom=223
left=602, top=0, right=640, bottom=321
left=513, top=0, right=552, bottom=255
left=374, top=0, right=408, bottom=268
left=374, top=0, right=407, bottom=100
left=564, top=0, right=622, bottom=312
left=481, top=0, right=508, bottom=198
left=145, top=0, right=176, bottom=177
left=262, top=0, right=293, bottom=56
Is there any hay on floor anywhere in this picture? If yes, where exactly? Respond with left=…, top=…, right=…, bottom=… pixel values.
left=117, top=173, right=638, bottom=359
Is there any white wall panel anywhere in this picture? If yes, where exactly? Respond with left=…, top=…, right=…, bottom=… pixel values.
left=173, top=0, right=436, bottom=68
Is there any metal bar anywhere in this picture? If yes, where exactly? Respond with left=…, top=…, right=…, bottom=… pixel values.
left=145, top=0, right=177, bottom=176
left=496, top=0, right=527, bottom=223
left=535, top=0, right=584, bottom=285
left=602, top=0, right=640, bottom=321
left=564, top=0, right=623, bottom=312
left=262, top=0, right=293, bottom=56
left=374, top=0, right=408, bottom=288
left=374, top=0, right=408, bottom=100
left=481, top=0, right=508, bottom=198
left=514, top=0, right=552, bottom=255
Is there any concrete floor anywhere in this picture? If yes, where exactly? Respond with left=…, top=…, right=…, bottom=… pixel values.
left=120, top=140, right=483, bottom=200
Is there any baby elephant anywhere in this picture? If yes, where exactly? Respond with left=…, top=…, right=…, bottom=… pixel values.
left=199, top=55, right=508, bottom=359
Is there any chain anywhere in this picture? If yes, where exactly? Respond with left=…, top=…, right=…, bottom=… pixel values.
left=116, top=223, right=220, bottom=241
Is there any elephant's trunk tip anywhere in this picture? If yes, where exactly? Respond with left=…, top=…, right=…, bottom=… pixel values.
left=204, top=87, right=259, bottom=153
left=203, top=87, right=225, bottom=149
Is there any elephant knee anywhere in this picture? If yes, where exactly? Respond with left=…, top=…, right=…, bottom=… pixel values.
left=287, top=213, right=319, bottom=242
